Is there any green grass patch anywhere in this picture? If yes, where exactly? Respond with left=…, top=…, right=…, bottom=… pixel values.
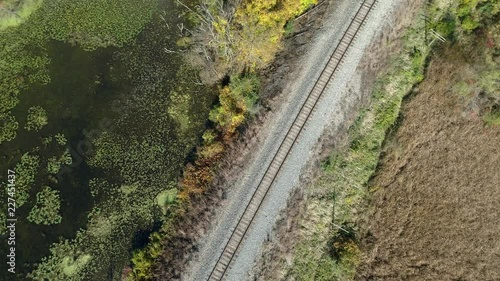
left=483, top=110, right=500, bottom=126
left=288, top=1, right=500, bottom=279
left=287, top=17, right=430, bottom=281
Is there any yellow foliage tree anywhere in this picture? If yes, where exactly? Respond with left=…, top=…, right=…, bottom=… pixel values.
left=232, top=0, right=317, bottom=70
left=209, top=75, right=260, bottom=134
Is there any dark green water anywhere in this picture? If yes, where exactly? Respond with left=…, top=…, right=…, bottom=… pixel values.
left=2, top=40, right=115, bottom=276
left=0, top=0, right=215, bottom=279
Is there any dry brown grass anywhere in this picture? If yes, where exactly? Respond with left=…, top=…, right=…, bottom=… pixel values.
left=356, top=41, right=500, bottom=281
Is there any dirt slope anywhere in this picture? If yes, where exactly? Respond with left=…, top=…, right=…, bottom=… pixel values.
left=356, top=46, right=500, bottom=280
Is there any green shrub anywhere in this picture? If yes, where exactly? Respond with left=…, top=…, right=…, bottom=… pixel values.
left=429, top=0, right=499, bottom=39
left=129, top=219, right=176, bottom=281
left=483, top=110, right=500, bottom=126
left=456, top=0, right=499, bottom=33
left=284, top=19, right=295, bottom=37
left=480, top=69, right=500, bottom=101
left=209, top=75, right=260, bottom=134
left=202, top=129, right=218, bottom=145
left=198, top=141, right=224, bottom=159
left=130, top=250, right=154, bottom=280
left=435, top=13, right=457, bottom=40
left=461, top=15, right=480, bottom=32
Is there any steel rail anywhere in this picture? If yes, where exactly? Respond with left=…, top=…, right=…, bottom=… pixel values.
left=207, top=1, right=377, bottom=279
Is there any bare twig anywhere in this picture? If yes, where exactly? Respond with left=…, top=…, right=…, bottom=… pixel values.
left=332, top=223, right=350, bottom=234
left=163, top=48, right=175, bottom=54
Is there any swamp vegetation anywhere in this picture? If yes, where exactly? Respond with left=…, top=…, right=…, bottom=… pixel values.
left=1, top=0, right=320, bottom=280
left=1, top=0, right=214, bottom=280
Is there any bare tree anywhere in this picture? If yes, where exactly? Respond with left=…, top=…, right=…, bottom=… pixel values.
left=176, top=0, right=237, bottom=83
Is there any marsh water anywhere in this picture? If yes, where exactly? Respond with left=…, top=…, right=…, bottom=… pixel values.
left=0, top=0, right=214, bottom=278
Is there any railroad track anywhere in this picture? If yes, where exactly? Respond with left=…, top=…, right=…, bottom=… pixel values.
left=207, top=1, right=377, bottom=280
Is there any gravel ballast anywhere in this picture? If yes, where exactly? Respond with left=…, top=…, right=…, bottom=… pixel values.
left=183, top=0, right=405, bottom=280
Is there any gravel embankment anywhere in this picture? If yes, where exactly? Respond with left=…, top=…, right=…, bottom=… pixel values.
left=184, top=0, right=404, bottom=280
